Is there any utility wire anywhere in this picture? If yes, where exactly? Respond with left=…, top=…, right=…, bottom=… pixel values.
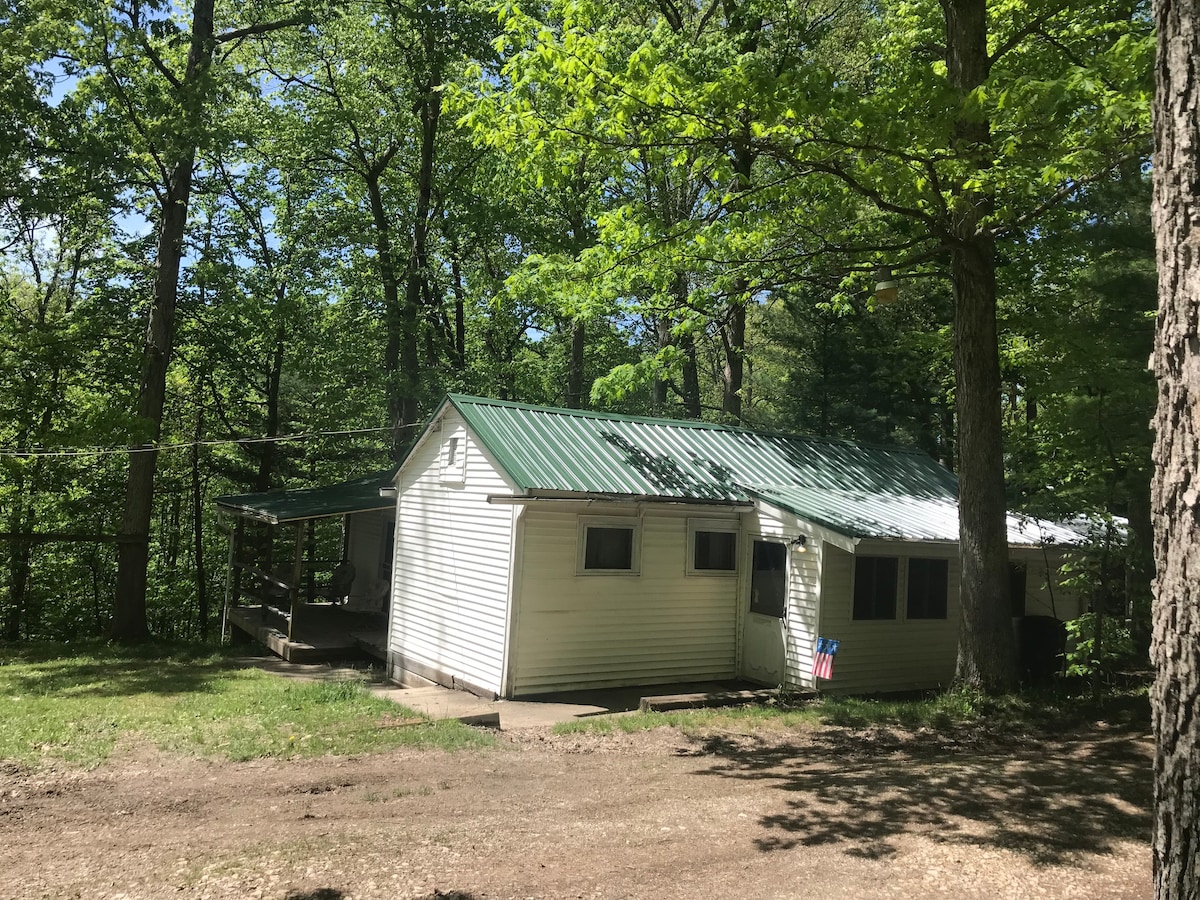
left=0, top=425, right=412, bottom=459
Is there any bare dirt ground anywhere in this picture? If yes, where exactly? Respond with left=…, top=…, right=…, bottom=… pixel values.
left=0, top=721, right=1150, bottom=900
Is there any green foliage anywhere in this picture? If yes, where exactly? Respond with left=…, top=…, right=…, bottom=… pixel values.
left=0, top=0, right=1156, bottom=646
left=0, top=643, right=494, bottom=767
left=1063, top=613, right=1137, bottom=679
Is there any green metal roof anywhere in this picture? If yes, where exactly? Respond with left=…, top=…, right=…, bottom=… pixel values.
left=429, top=395, right=1075, bottom=544
left=443, top=393, right=958, bottom=502
left=214, top=467, right=398, bottom=525
left=746, top=485, right=1082, bottom=545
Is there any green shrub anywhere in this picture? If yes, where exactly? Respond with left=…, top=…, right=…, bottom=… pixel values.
left=1064, top=613, right=1136, bottom=678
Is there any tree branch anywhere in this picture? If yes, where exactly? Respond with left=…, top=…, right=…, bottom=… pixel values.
left=215, top=16, right=307, bottom=45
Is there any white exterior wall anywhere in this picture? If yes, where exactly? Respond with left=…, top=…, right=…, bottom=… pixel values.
left=817, top=541, right=962, bottom=694
left=743, top=503, right=849, bottom=692
left=511, top=505, right=742, bottom=695
left=345, top=509, right=393, bottom=611
left=1011, top=547, right=1085, bottom=620
left=390, top=409, right=516, bottom=696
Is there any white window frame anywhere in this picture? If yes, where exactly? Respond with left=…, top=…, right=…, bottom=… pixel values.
left=440, top=430, right=466, bottom=484
left=686, top=518, right=739, bottom=576
left=577, top=515, right=641, bottom=575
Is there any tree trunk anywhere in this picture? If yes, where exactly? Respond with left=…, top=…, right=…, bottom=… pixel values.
left=566, top=319, right=586, bottom=408
left=722, top=138, right=754, bottom=422
left=941, top=0, right=1018, bottom=692
left=255, top=313, right=287, bottom=492
left=191, top=399, right=208, bottom=640
left=365, top=166, right=408, bottom=455
left=950, top=236, right=1017, bottom=690
left=389, top=31, right=444, bottom=454
left=681, top=332, right=701, bottom=418
left=1150, top=0, right=1200, bottom=894
left=653, top=316, right=670, bottom=411
left=722, top=302, right=746, bottom=420
left=112, top=0, right=215, bottom=643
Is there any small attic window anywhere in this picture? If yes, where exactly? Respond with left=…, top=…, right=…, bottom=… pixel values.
left=440, top=433, right=466, bottom=483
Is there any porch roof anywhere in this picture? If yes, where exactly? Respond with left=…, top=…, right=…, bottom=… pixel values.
left=214, top=467, right=398, bottom=525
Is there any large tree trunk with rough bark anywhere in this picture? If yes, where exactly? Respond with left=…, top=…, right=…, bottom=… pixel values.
left=1150, top=1, right=1200, bottom=895
left=941, top=0, right=1018, bottom=692
left=112, top=0, right=215, bottom=643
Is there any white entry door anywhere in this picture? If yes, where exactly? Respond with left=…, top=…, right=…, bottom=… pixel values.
left=741, top=539, right=787, bottom=685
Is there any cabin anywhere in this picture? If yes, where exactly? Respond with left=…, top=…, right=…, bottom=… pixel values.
left=385, top=394, right=1084, bottom=699
left=215, top=468, right=397, bottom=662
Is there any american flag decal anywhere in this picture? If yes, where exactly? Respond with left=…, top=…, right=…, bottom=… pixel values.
left=812, top=637, right=840, bottom=680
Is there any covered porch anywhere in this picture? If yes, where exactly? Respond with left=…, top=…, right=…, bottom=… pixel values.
left=215, top=468, right=397, bottom=663
left=226, top=602, right=387, bottom=663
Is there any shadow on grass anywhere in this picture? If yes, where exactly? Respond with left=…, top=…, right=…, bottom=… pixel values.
left=0, top=641, right=237, bottom=697
left=684, top=709, right=1151, bottom=866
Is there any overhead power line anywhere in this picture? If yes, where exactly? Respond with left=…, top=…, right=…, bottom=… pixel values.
left=0, top=425, right=410, bottom=459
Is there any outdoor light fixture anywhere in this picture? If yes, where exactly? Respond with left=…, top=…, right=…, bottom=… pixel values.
left=790, top=534, right=808, bottom=552
left=874, top=267, right=899, bottom=304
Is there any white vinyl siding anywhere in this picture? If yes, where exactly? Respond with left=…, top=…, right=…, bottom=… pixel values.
left=390, top=408, right=516, bottom=695
left=1011, top=548, right=1085, bottom=620
left=817, top=542, right=961, bottom=694
left=511, top=507, right=740, bottom=695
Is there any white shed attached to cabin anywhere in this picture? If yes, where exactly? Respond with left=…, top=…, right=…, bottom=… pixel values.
left=385, top=395, right=1084, bottom=699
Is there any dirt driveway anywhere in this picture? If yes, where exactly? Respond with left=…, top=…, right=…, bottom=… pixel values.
left=0, top=722, right=1150, bottom=900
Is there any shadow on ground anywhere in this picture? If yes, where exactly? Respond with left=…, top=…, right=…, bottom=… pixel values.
left=0, top=642, right=234, bottom=697
left=684, top=722, right=1151, bottom=865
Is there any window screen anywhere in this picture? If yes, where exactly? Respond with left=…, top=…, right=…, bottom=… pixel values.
left=750, top=540, right=787, bottom=618
left=694, top=530, right=737, bottom=571
left=583, top=526, right=634, bottom=570
left=853, top=556, right=898, bottom=620
left=906, top=558, right=948, bottom=619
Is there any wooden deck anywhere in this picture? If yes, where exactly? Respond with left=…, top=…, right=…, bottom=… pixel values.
left=226, top=603, right=388, bottom=664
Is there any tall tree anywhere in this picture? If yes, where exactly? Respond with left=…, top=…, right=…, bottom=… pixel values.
left=1149, top=0, right=1200, bottom=894
left=110, top=0, right=219, bottom=642
left=62, top=1, right=306, bottom=641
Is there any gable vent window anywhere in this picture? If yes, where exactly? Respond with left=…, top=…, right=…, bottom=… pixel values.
left=906, top=558, right=949, bottom=619
left=578, top=517, right=640, bottom=574
left=440, top=433, right=466, bottom=483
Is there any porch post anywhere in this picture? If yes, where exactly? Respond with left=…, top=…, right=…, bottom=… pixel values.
left=221, top=522, right=236, bottom=642
left=287, top=522, right=304, bottom=641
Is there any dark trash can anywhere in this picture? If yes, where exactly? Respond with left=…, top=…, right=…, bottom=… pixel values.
left=1019, top=615, right=1067, bottom=684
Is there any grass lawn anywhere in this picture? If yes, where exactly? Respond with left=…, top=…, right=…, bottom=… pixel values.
left=0, top=642, right=494, bottom=768
left=553, top=679, right=1151, bottom=739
